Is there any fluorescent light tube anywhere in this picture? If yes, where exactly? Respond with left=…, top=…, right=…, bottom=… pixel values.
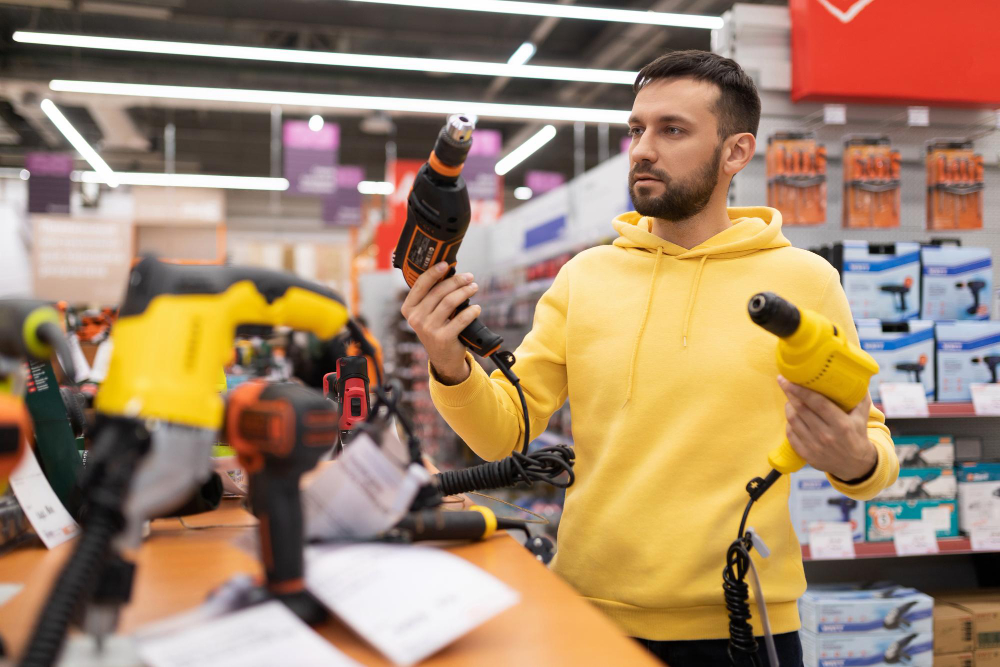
left=76, top=171, right=289, bottom=190
left=507, top=42, right=536, bottom=67
left=344, top=0, right=725, bottom=30
left=495, top=125, right=556, bottom=176
left=358, top=181, right=394, bottom=195
left=16, top=31, right=634, bottom=85
left=49, top=80, right=630, bottom=124
left=40, top=98, right=118, bottom=187
left=513, top=186, right=533, bottom=200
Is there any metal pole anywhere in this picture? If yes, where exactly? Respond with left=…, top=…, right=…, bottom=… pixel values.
left=574, top=121, right=585, bottom=177
left=270, top=105, right=282, bottom=212
left=164, top=122, right=175, bottom=174
left=598, top=122, right=609, bottom=164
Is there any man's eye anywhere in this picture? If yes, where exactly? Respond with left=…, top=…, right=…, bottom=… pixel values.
left=628, top=127, right=643, bottom=137
left=665, top=127, right=682, bottom=135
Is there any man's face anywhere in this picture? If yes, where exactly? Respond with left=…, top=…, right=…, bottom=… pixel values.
left=627, top=77, right=724, bottom=222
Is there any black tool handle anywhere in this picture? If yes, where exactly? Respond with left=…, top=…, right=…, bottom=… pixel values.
left=250, top=472, right=305, bottom=589
left=396, top=509, right=489, bottom=542
left=452, top=301, right=504, bottom=358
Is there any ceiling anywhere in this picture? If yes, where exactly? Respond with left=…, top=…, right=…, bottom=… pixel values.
left=0, top=0, right=787, bottom=195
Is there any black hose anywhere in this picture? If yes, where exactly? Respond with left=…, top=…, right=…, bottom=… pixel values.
left=434, top=445, right=575, bottom=497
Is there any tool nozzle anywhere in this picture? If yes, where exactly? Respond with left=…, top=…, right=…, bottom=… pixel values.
left=429, top=113, right=477, bottom=178
left=446, top=114, right=476, bottom=143
left=748, top=292, right=801, bottom=338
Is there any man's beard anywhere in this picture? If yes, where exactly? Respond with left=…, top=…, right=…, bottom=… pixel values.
left=629, top=143, right=722, bottom=222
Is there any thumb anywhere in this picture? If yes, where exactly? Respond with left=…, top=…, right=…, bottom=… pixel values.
left=852, top=393, right=873, bottom=418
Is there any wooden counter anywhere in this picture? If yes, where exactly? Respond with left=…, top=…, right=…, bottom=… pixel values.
left=0, top=501, right=658, bottom=665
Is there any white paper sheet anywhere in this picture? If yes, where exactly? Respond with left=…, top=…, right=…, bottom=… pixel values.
left=9, top=447, right=79, bottom=548
left=807, top=522, right=856, bottom=560
left=306, top=543, right=520, bottom=666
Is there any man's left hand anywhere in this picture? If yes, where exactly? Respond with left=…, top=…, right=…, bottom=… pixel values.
left=778, top=375, right=878, bottom=481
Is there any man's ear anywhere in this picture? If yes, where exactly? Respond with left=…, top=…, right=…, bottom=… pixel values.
left=722, top=133, right=756, bottom=176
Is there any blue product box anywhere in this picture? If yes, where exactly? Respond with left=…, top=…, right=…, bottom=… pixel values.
left=799, top=584, right=934, bottom=635
left=789, top=466, right=865, bottom=544
left=936, top=321, right=1000, bottom=401
left=841, top=241, right=921, bottom=321
left=866, top=498, right=959, bottom=541
left=957, top=462, right=1000, bottom=533
left=857, top=319, right=935, bottom=402
left=893, top=435, right=954, bottom=468
left=921, top=245, right=992, bottom=320
left=875, top=468, right=957, bottom=501
left=800, top=629, right=933, bottom=667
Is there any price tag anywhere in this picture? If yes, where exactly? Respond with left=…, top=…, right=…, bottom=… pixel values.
left=8, top=447, right=79, bottom=549
left=894, top=522, right=940, bottom=556
left=908, top=106, right=930, bottom=127
left=878, top=382, right=929, bottom=418
left=807, top=522, right=855, bottom=560
left=971, top=526, right=1000, bottom=552
left=823, top=104, right=847, bottom=125
left=971, top=383, right=1000, bottom=415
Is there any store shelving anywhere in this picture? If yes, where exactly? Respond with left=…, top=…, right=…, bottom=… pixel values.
left=875, top=402, right=999, bottom=418
left=801, top=537, right=999, bottom=561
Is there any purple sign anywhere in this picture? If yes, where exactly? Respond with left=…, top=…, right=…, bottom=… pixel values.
left=26, top=152, right=72, bottom=214
left=322, top=165, right=365, bottom=227
left=283, top=120, right=339, bottom=195
left=621, top=136, right=632, bottom=155
left=464, top=129, right=502, bottom=202
left=525, top=170, right=565, bottom=195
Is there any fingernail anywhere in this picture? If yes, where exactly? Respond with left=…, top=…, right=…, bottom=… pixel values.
left=470, top=282, right=479, bottom=290
left=437, top=262, right=448, bottom=271
left=461, top=273, right=473, bottom=282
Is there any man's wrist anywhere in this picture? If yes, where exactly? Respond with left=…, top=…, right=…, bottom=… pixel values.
left=833, top=441, right=879, bottom=485
left=431, top=358, right=471, bottom=386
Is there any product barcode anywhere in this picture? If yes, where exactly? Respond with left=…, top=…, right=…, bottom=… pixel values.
left=980, top=631, right=1000, bottom=647
left=964, top=622, right=973, bottom=641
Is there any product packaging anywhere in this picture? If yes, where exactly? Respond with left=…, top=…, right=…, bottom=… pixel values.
left=938, top=596, right=1000, bottom=649
left=936, top=321, right=1000, bottom=401
left=934, top=653, right=973, bottom=667
left=894, top=435, right=955, bottom=469
left=843, top=136, right=901, bottom=229
left=921, top=245, right=992, bottom=320
left=800, top=629, right=933, bottom=667
left=835, top=241, right=921, bottom=320
left=876, top=468, right=957, bottom=501
left=926, top=140, right=984, bottom=231
left=767, top=132, right=826, bottom=225
left=934, top=603, right=974, bottom=654
left=979, top=648, right=1000, bottom=667
left=857, top=320, right=935, bottom=401
left=956, top=437, right=985, bottom=463
left=799, top=585, right=933, bottom=635
left=956, top=463, right=1000, bottom=533
left=789, top=466, right=865, bottom=544
left=866, top=498, right=959, bottom=541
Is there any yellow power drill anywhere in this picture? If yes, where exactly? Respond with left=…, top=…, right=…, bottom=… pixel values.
left=747, top=291, right=880, bottom=474
left=23, top=256, right=350, bottom=666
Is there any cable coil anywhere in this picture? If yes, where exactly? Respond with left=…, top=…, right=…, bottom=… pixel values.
left=434, top=445, right=575, bottom=497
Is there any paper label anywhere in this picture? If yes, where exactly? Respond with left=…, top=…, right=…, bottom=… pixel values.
left=971, top=383, right=1000, bottom=416
left=894, top=522, right=940, bottom=556
left=138, top=600, right=359, bottom=667
left=89, top=338, right=114, bottom=383
left=9, top=447, right=79, bottom=548
left=971, top=527, right=1000, bottom=552
left=921, top=505, right=953, bottom=532
left=212, top=456, right=248, bottom=496
left=878, top=382, right=930, bottom=417
left=306, top=543, right=520, bottom=666
left=823, top=104, right=847, bottom=125
left=908, top=106, right=930, bottom=127
left=807, top=522, right=856, bottom=560
left=303, top=432, right=425, bottom=540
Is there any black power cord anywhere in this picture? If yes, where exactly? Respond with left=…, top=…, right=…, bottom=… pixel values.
left=724, top=469, right=781, bottom=667
left=435, top=445, right=575, bottom=497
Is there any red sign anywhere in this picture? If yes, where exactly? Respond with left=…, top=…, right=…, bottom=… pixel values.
left=375, top=159, right=424, bottom=270
left=790, top=0, right=1000, bottom=107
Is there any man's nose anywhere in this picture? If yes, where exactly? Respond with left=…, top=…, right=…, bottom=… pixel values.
left=630, top=134, right=657, bottom=164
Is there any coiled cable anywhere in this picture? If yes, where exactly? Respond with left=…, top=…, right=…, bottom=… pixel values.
left=434, top=445, right=575, bottom=497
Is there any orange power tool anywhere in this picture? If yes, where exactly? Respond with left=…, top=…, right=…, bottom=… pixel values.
left=225, top=380, right=339, bottom=624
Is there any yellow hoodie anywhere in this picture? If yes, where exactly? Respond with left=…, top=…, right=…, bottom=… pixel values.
left=429, top=207, right=898, bottom=641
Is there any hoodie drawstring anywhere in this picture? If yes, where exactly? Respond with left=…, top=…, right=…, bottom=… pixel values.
left=681, top=254, right=708, bottom=347
left=623, top=246, right=663, bottom=407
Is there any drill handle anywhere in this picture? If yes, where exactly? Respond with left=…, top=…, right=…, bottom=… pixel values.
left=453, top=301, right=504, bottom=358
left=250, top=472, right=307, bottom=591
left=395, top=507, right=497, bottom=542
left=768, top=438, right=808, bottom=475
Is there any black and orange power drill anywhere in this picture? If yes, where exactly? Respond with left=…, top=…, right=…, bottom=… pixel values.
left=226, top=380, right=339, bottom=624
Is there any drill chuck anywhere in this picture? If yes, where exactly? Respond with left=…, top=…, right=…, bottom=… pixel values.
left=748, top=292, right=801, bottom=338
left=429, top=114, right=476, bottom=175
left=445, top=114, right=475, bottom=143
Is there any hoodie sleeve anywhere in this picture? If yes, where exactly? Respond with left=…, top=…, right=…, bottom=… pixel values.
left=812, top=268, right=900, bottom=501
left=428, top=265, right=570, bottom=461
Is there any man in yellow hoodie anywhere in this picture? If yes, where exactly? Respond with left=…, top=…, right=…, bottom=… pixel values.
left=401, top=51, right=898, bottom=666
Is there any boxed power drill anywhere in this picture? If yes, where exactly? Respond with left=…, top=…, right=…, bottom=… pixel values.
left=936, top=321, right=1000, bottom=401
left=800, top=629, right=933, bottom=667
left=834, top=241, right=921, bottom=320
left=789, top=466, right=865, bottom=544
left=866, top=498, right=959, bottom=541
left=876, top=468, right=957, bottom=501
left=921, top=245, right=992, bottom=320
left=857, top=319, right=935, bottom=402
left=957, top=463, right=1000, bottom=533
left=799, top=584, right=934, bottom=635
left=894, top=435, right=955, bottom=469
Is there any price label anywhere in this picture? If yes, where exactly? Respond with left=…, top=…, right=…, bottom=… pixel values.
left=908, top=106, right=930, bottom=127
left=893, top=522, right=939, bottom=556
left=878, top=383, right=929, bottom=418
left=971, top=383, right=1000, bottom=416
left=823, top=104, right=847, bottom=125
left=971, top=527, right=1000, bottom=552
left=807, top=522, right=855, bottom=560
left=8, top=447, right=79, bottom=549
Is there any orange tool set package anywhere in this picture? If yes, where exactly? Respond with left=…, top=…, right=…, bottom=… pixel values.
left=766, top=132, right=827, bottom=225
left=843, top=136, right=901, bottom=229
left=926, top=140, right=985, bottom=230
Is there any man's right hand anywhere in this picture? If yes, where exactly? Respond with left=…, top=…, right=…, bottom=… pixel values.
left=401, top=261, right=479, bottom=385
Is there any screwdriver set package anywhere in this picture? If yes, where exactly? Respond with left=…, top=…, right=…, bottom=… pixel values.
left=866, top=498, right=960, bottom=541
left=920, top=244, right=992, bottom=320
left=876, top=467, right=957, bottom=502
left=834, top=241, right=922, bottom=320
left=766, top=132, right=827, bottom=225
left=926, top=140, right=985, bottom=230
left=843, top=136, right=901, bottom=229
left=894, top=435, right=955, bottom=469
left=936, top=321, right=1000, bottom=401
left=856, top=319, right=935, bottom=402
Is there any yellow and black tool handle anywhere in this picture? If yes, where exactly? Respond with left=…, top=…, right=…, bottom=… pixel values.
left=394, top=506, right=501, bottom=542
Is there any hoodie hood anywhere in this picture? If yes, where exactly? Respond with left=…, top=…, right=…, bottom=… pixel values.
left=614, top=207, right=790, bottom=405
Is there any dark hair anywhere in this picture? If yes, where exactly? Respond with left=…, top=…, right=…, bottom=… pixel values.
left=634, top=50, right=761, bottom=139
